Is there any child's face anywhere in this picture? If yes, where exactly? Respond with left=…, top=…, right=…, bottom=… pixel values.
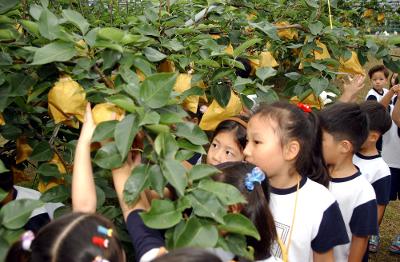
left=207, top=131, right=244, bottom=165
left=371, top=71, right=388, bottom=90
left=244, top=116, right=286, bottom=177
left=321, top=130, right=342, bottom=165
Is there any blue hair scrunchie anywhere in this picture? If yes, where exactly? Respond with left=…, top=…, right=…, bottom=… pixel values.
left=244, top=167, right=266, bottom=191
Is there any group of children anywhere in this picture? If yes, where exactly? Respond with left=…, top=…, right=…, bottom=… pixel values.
left=4, top=65, right=400, bottom=262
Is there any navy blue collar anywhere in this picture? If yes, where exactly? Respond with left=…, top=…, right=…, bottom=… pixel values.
left=271, top=176, right=307, bottom=195
left=373, top=88, right=384, bottom=96
left=356, top=152, right=381, bottom=160
left=331, top=171, right=361, bottom=183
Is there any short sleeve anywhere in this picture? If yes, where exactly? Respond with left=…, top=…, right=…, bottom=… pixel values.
left=349, top=200, right=378, bottom=236
left=372, top=176, right=391, bottom=205
left=24, top=213, right=51, bottom=233
left=311, top=202, right=349, bottom=252
left=366, top=95, right=377, bottom=101
left=126, top=210, right=165, bottom=261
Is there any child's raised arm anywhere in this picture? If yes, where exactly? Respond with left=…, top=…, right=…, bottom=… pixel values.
left=72, top=103, right=97, bottom=213
left=338, top=75, right=365, bottom=103
left=392, top=90, right=400, bottom=127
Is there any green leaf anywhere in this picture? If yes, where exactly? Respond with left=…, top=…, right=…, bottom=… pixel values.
left=20, top=20, right=39, bottom=36
left=92, top=120, right=118, bottom=142
left=189, top=164, right=220, bottom=181
left=0, top=0, right=20, bottom=15
left=177, top=139, right=206, bottom=155
left=97, top=27, right=125, bottom=42
left=106, top=95, right=136, bottom=113
left=140, top=199, right=182, bottom=229
left=175, top=217, right=219, bottom=248
left=0, top=237, right=9, bottom=262
left=93, top=142, right=123, bottom=169
left=249, top=21, right=280, bottom=40
left=175, top=122, right=208, bottom=146
left=40, top=185, right=69, bottom=203
left=114, top=114, right=139, bottom=160
left=140, top=73, right=178, bottom=109
left=256, top=67, right=277, bottom=82
left=62, top=9, right=89, bottom=34
left=161, top=160, right=187, bottom=196
left=96, top=186, right=106, bottom=208
left=31, top=41, right=77, bottom=65
left=38, top=9, right=60, bottom=40
left=30, top=141, right=52, bottom=161
left=162, top=39, right=184, bottom=52
left=148, top=164, right=165, bottom=197
left=7, top=73, right=36, bottom=97
left=309, top=77, right=329, bottom=96
left=0, top=160, right=9, bottom=174
left=219, top=213, right=260, bottom=240
left=0, top=199, right=44, bottom=229
left=146, top=124, right=170, bottom=134
left=155, top=132, right=179, bottom=159
left=285, top=72, right=302, bottom=80
left=308, top=21, right=324, bottom=35
left=188, top=189, right=226, bottom=224
left=211, top=82, right=231, bottom=108
left=198, top=179, right=246, bottom=205
left=233, top=38, right=261, bottom=57
left=144, top=47, right=167, bottom=62
left=140, top=111, right=160, bottom=126
left=0, top=189, right=8, bottom=202
left=37, top=163, right=61, bottom=178
left=123, top=164, right=149, bottom=204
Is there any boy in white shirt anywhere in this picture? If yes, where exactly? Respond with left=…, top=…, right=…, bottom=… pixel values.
left=319, top=103, right=378, bottom=262
left=353, top=101, right=392, bottom=253
left=365, top=65, right=390, bottom=102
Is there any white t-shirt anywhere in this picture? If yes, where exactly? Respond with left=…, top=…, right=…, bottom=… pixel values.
left=14, top=186, right=63, bottom=219
left=269, top=177, right=348, bottom=262
left=353, top=153, right=391, bottom=205
left=329, top=172, right=378, bottom=262
left=365, top=88, right=389, bottom=102
left=382, top=105, right=400, bottom=168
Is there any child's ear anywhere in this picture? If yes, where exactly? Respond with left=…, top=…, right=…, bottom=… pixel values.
left=369, top=131, right=380, bottom=142
left=283, top=140, right=300, bottom=161
left=339, top=140, right=353, bottom=154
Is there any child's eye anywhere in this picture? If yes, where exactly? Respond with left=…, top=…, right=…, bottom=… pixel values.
left=212, top=143, right=217, bottom=148
left=226, top=151, right=234, bottom=157
left=254, top=140, right=261, bottom=144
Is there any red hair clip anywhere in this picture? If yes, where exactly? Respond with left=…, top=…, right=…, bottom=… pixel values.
left=92, top=236, right=109, bottom=248
left=297, top=102, right=312, bottom=113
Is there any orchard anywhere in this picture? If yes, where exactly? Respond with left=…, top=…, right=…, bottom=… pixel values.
left=0, top=0, right=399, bottom=261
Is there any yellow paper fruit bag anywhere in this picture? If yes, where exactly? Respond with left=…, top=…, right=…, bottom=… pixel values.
left=16, top=137, right=33, bottom=164
left=48, top=75, right=87, bottom=128
left=338, top=51, right=365, bottom=75
left=38, top=154, right=67, bottom=193
left=92, top=103, right=125, bottom=125
left=299, top=40, right=331, bottom=69
left=174, top=73, right=201, bottom=114
left=158, top=60, right=176, bottom=73
left=275, top=21, right=298, bottom=40
left=199, top=91, right=242, bottom=131
left=290, top=93, right=323, bottom=110
left=0, top=113, right=5, bottom=126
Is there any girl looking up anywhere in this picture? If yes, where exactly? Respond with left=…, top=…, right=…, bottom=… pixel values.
left=244, top=102, right=349, bottom=262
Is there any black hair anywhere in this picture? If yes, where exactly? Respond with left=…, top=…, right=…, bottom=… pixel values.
left=235, top=57, right=252, bottom=78
left=153, top=248, right=222, bottom=262
left=253, top=102, right=330, bottom=187
left=390, top=73, right=399, bottom=87
left=368, top=65, right=389, bottom=79
left=319, top=102, right=369, bottom=153
left=212, top=115, right=249, bottom=150
left=6, top=212, right=124, bottom=262
left=360, top=101, right=392, bottom=135
left=214, top=162, right=276, bottom=261
left=0, top=155, right=15, bottom=192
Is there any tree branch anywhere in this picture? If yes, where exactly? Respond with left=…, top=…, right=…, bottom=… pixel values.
left=93, top=65, right=115, bottom=89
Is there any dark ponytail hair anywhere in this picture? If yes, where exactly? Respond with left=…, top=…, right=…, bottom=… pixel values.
left=6, top=212, right=124, bottom=262
left=212, top=116, right=249, bottom=150
left=214, top=161, right=277, bottom=261
left=253, top=102, right=330, bottom=187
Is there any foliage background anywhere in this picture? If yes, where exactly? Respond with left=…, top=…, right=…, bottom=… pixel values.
left=0, top=0, right=399, bottom=261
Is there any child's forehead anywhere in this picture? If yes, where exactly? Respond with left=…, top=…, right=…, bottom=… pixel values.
left=248, top=115, right=280, bottom=134
left=371, top=71, right=387, bottom=78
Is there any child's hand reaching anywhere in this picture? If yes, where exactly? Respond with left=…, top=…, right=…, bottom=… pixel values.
left=79, top=103, right=96, bottom=144
left=339, top=74, right=366, bottom=102
left=391, top=84, right=400, bottom=95
left=391, top=73, right=399, bottom=87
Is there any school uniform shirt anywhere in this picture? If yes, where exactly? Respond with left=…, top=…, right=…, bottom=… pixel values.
left=329, top=172, right=378, bottom=262
left=365, top=88, right=389, bottom=102
left=14, top=186, right=63, bottom=232
left=382, top=105, right=400, bottom=169
left=269, top=177, right=349, bottom=262
left=353, top=153, right=391, bottom=205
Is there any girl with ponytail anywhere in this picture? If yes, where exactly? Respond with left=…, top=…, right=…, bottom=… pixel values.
left=243, top=101, right=349, bottom=262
